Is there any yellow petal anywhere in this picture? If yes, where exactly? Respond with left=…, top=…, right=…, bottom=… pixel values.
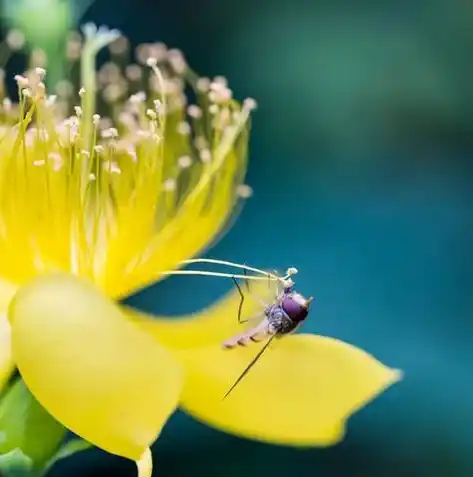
left=178, top=334, right=402, bottom=446
left=9, top=273, right=183, bottom=460
left=0, top=314, right=13, bottom=392
left=128, top=279, right=277, bottom=349
left=0, top=277, right=18, bottom=392
left=0, top=277, right=18, bottom=311
left=136, top=448, right=152, bottom=477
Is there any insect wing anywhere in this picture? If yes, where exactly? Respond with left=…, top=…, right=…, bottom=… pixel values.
left=223, top=315, right=270, bottom=348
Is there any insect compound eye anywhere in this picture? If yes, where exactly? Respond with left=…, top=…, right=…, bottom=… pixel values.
left=281, top=297, right=309, bottom=322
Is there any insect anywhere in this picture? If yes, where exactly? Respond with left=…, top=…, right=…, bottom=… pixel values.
left=161, top=258, right=313, bottom=400
left=222, top=272, right=313, bottom=399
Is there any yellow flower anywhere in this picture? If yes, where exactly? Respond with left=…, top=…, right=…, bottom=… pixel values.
left=0, top=23, right=256, bottom=475
left=0, top=23, right=402, bottom=476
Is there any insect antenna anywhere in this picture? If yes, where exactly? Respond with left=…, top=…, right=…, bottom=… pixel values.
left=181, top=258, right=292, bottom=282
left=159, top=270, right=274, bottom=281
left=222, top=333, right=277, bottom=400
left=160, top=258, right=296, bottom=283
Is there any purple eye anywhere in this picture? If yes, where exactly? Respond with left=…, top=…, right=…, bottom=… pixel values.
left=281, top=296, right=310, bottom=322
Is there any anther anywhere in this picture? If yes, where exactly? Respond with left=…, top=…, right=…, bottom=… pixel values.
left=194, top=136, right=208, bottom=150
left=149, top=42, right=167, bottom=59
left=178, top=155, right=192, bottom=169
left=176, top=121, right=191, bottom=135
left=167, top=49, right=187, bottom=73
left=187, top=105, right=202, bottom=118
left=46, top=95, right=57, bottom=106
left=213, top=76, right=228, bottom=88
left=236, top=184, right=253, bottom=199
left=103, top=83, right=125, bottom=103
left=196, top=77, right=211, bottom=92
left=109, top=36, right=129, bottom=55
left=102, top=127, right=119, bottom=139
left=14, top=75, right=29, bottom=88
left=137, top=130, right=152, bottom=139
left=55, top=80, right=74, bottom=98
left=163, top=178, right=177, bottom=191
left=129, top=92, right=146, bottom=104
left=208, top=91, right=218, bottom=103
left=99, top=117, right=113, bottom=130
left=6, top=30, right=25, bottom=50
left=243, top=98, right=257, bottom=110
left=125, top=64, right=142, bottom=81
left=200, top=149, right=211, bottom=163
left=34, top=67, right=46, bottom=79
left=2, top=98, right=12, bottom=111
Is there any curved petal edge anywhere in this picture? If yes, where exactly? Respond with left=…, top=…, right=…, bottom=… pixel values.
left=177, top=333, right=402, bottom=446
left=9, top=273, right=183, bottom=460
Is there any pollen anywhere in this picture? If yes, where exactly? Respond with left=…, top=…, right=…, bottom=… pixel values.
left=0, top=24, right=255, bottom=298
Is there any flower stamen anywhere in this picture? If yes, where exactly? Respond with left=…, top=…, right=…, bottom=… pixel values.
left=0, top=25, right=256, bottom=298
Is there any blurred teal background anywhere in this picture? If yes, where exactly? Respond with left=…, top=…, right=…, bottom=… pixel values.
left=10, top=0, right=473, bottom=475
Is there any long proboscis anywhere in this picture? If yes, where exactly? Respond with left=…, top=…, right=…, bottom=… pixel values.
left=222, top=333, right=277, bottom=400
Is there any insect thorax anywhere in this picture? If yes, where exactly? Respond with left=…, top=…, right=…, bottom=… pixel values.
left=265, top=304, right=298, bottom=335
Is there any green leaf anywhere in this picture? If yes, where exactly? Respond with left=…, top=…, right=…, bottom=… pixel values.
left=0, top=379, right=66, bottom=468
left=0, top=448, right=34, bottom=477
left=0, top=0, right=93, bottom=90
left=2, top=0, right=71, bottom=42
left=41, top=438, right=92, bottom=475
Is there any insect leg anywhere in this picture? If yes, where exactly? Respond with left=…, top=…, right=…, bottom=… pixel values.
left=222, top=333, right=277, bottom=400
left=232, top=276, right=247, bottom=324
left=243, top=267, right=250, bottom=292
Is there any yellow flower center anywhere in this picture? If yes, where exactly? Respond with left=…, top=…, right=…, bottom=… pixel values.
left=0, top=25, right=255, bottom=297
